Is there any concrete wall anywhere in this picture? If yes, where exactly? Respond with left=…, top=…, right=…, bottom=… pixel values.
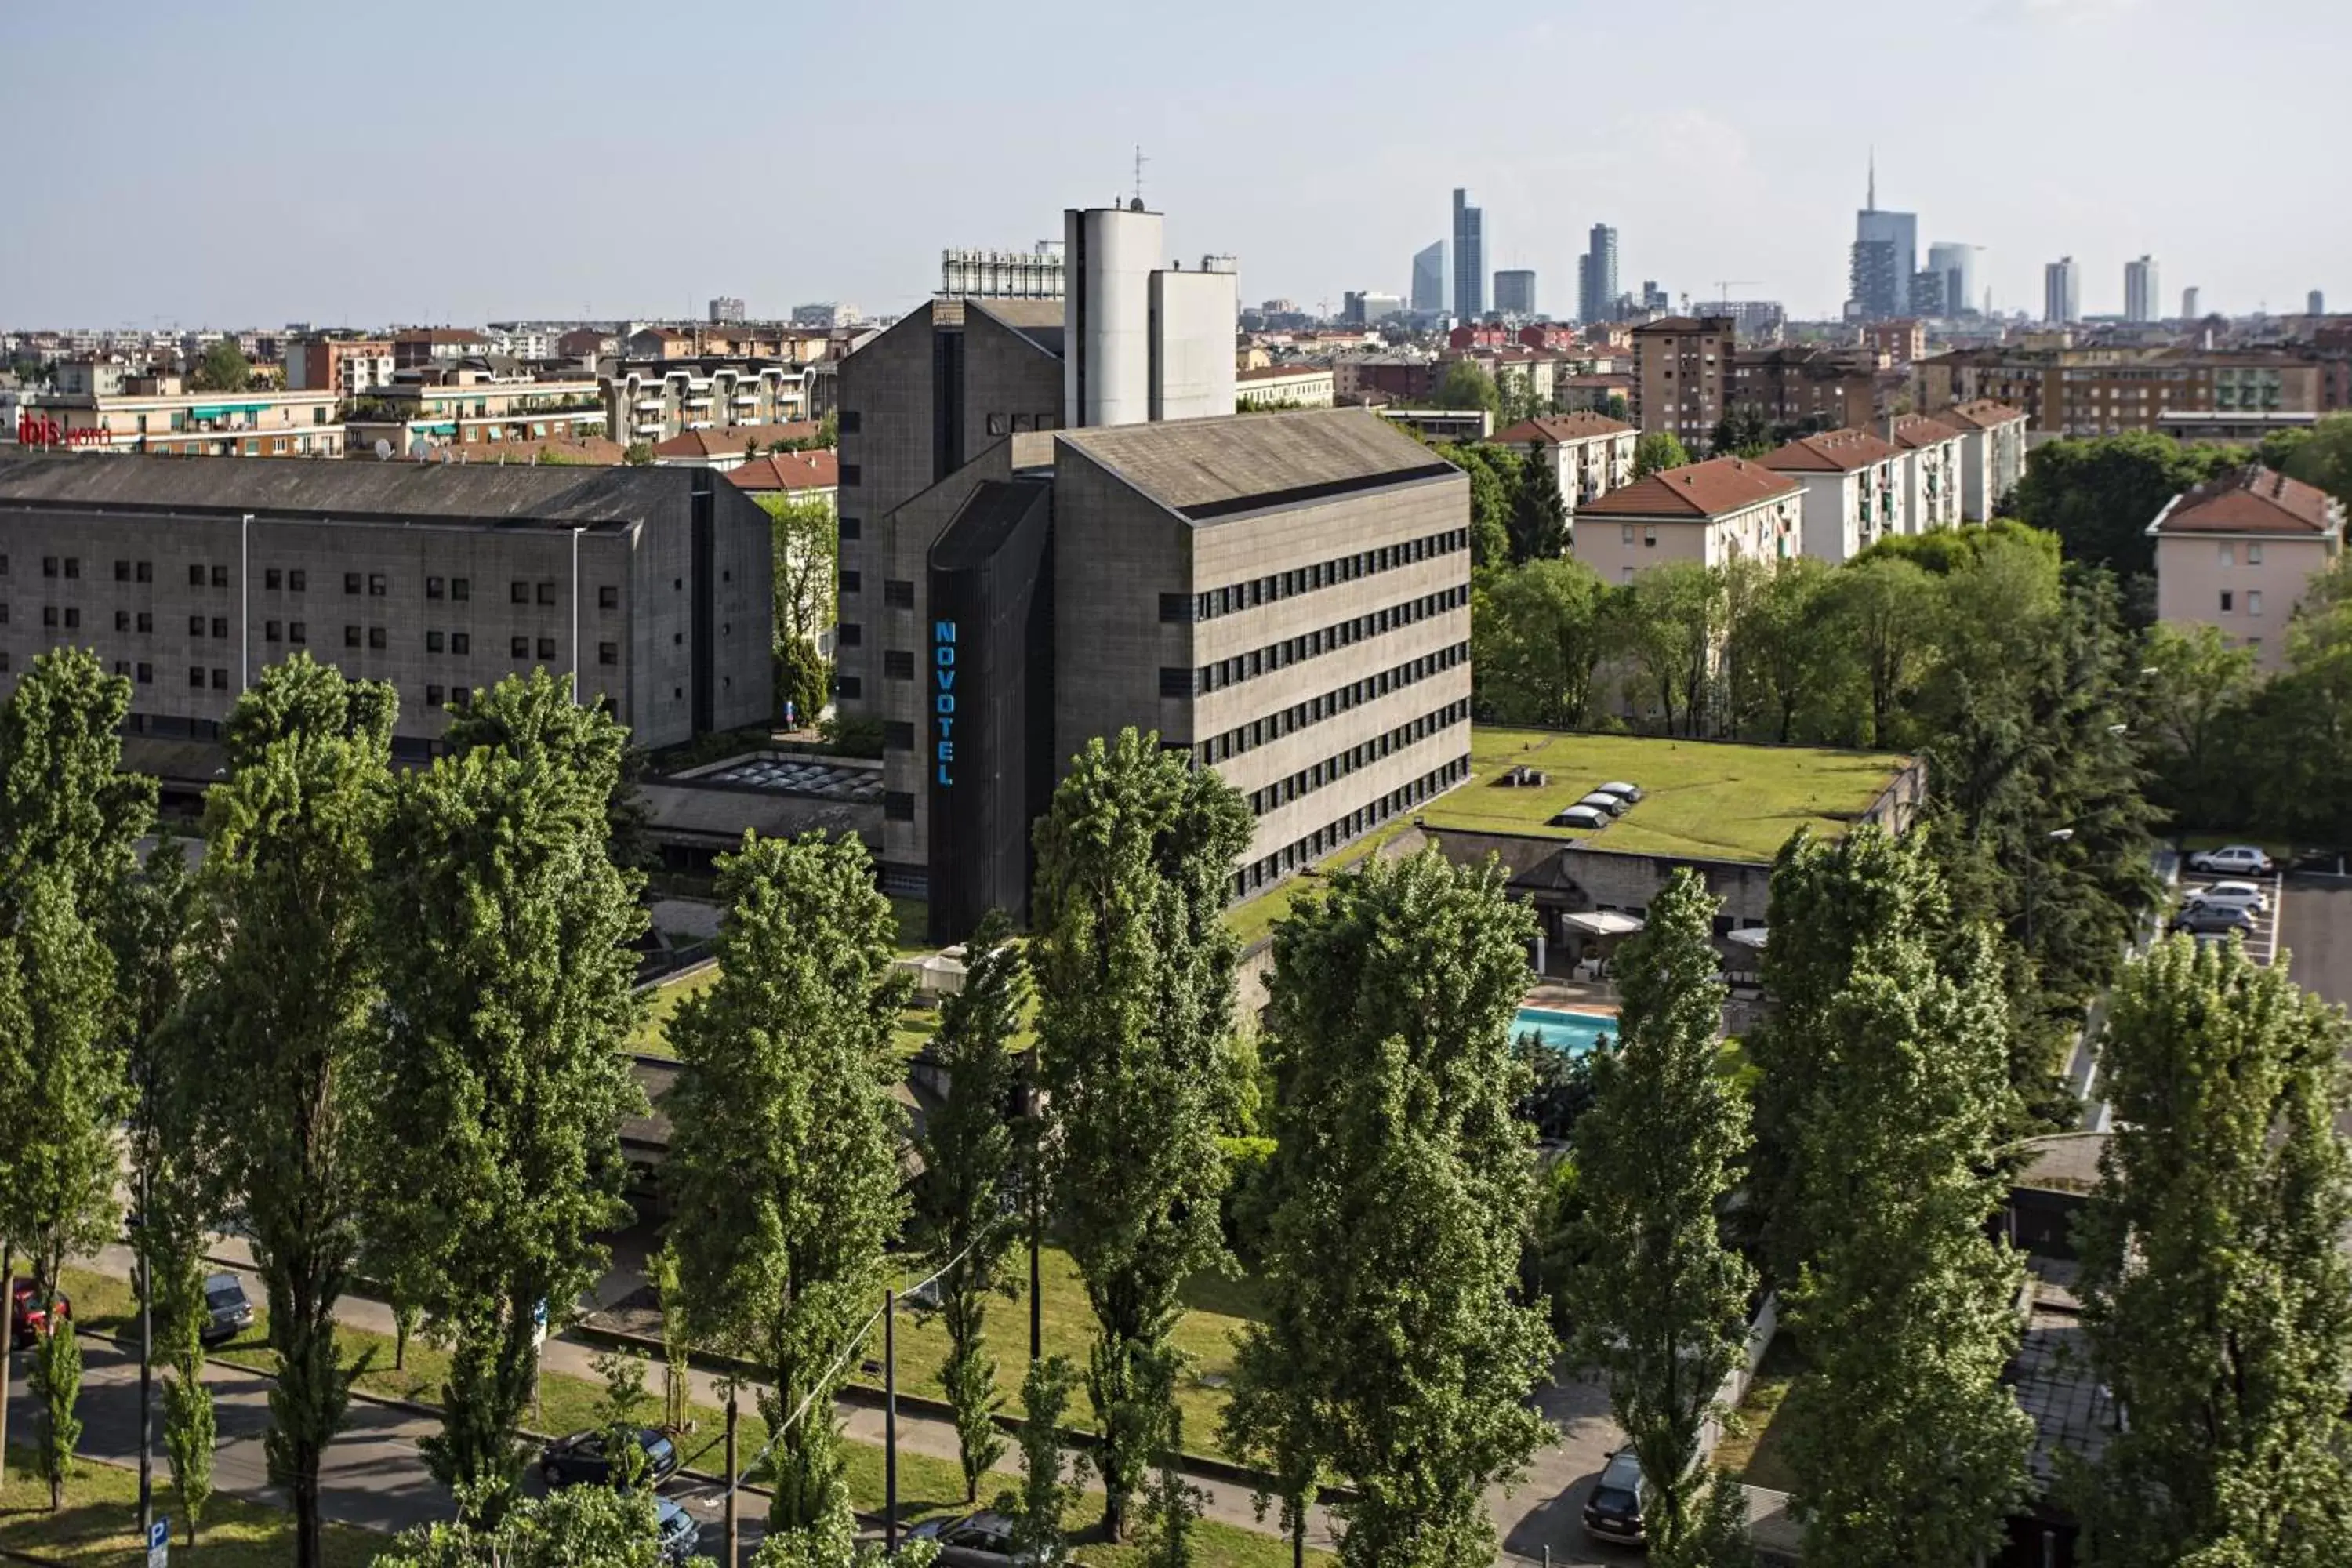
left=1151, top=270, right=1239, bottom=420
left=835, top=307, right=943, bottom=717
left=1066, top=206, right=1161, bottom=429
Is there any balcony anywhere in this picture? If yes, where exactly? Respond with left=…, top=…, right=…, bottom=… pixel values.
left=634, top=419, right=663, bottom=435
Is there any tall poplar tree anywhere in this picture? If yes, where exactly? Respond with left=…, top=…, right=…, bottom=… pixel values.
left=909, top=908, right=1028, bottom=1501
left=1031, top=728, right=1254, bottom=1541
left=368, top=672, right=648, bottom=1512
left=2071, top=936, right=2352, bottom=1567
left=1228, top=849, right=1553, bottom=1568
left=663, top=832, right=909, bottom=1535
left=182, top=655, right=394, bottom=1568
left=1569, top=868, right=1755, bottom=1560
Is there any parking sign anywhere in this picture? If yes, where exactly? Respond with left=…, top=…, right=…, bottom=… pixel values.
left=147, top=1516, right=169, bottom=1566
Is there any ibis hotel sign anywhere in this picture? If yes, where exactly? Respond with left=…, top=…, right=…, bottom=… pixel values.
left=932, top=620, right=959, bottom=787
left=15, top=412, right=110, bottom=448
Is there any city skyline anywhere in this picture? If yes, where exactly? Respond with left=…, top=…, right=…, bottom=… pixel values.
left=3, top=0, right=2345, bottom=327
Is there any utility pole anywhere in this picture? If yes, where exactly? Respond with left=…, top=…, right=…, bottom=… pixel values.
left=884, top=1290, right=898, bottom=1554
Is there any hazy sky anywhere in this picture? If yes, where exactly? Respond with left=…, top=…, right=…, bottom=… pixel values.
left=7, top=0, right=2344, bottom=328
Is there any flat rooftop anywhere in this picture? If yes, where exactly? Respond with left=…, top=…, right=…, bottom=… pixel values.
left=1418, top=728, right=1911, bottom=863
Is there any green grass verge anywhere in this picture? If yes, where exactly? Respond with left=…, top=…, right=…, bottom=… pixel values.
left=628, top=963, right=720, bottom=1056
left=0, top=1442, right=381, bottom=1567
left=1224, top=817, right=1417, bottom=953
left=1708, top=1332, right=1805, bottom=1492
left=1419, top=727, right=1910, bottom=862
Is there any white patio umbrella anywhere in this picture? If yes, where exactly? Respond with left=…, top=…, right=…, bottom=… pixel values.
left=1726, top=926, right=1770, bottom=950
left=1561, top=910, right=1645, bottom=938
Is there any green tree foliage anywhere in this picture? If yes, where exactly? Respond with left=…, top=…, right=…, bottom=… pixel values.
left=1435, top=443, right=1519, bottom=567
left=751, top=1513, right=936, bottom=1568
left=1471, top=557, right=1610, bottom=729
left=30, top=1315, right=80, bottom=1508
left=159, top=1249, right=216, bottom=1546
left=183, top=655, right=395, bottom=1568
left=911, top=908, right=1028, bottom=1501
left=1432, top=359, right=1501, bottom=413
left=1599, top=394, right=1632, bottom=423
left=1031, top=728, right=1254, bottom=1541
left=1817, top=554, right=1940, bottom=746
left=2136, top=622, right=2259, bottom=822
left=590, top=1349, right=655, bottom=1491
left=1507, top=455, right=1569, bottom=564
left=1634, top=430, right=1690, bottom=477
left=1009, top=1354, right=1085, bottom=1564
left=1707, top=405, right=1773, bottom=458
left=1609, top=561, right=1724, bottom=737
left=189, top=339, right=252, bottom=393
left=2009, top=430, right=2239, bottom=587
left=664, top=832, right=910, bottom=1533
left=1723, top=556, right=1836, bottom=742
left=2261, top=412, right=2352, bottom=510
left=1570, top=869, right=1756, bottom=1559
left=1661, top=1468, right=1758, bottom=1568
left=367, top=672, right=648, bottom=1513
left=1752, top=829, right=2029, bottom=1568
left=757, top=493, right=839, bottom=654
left=1230, top=850, right=1552, bottom=1568
left=622, top=440, right=655, bottom=466
left=379, top=1481, right=713, bottom=1568
left=2071, top=936, right=2352, bottom=1567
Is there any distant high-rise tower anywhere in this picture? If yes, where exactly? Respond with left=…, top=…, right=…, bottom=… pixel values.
left=2125, top=256, right=2159, bottom=324
left=708, top=295, right=746, bottom=324
left=1926, top=243, right=1980, bottom=320
left=2182, top=286, right=2201, bottom=321
left=1579, top=223, right=1619, bottom=325
left=1451, top=189, right=1485, bottom=321
left=1849, top=154, right=1918, bottom=320
left=2045, top=256, right=2082, bottom=325
left=2312, top=289, right=2328, bottom=316
left=1410, top=241, right=1445, bottom=313
left=1494, top=270, right=1537, bottom=317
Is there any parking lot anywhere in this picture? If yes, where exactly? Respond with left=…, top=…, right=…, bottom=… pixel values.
left=2174, top=869, right=2285, bottom=966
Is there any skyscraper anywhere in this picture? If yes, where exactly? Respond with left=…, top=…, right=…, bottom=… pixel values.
left=2044, top=256, right=2081, bottom=325
left=2125, top=256, right=2159, bottom=324
left=1410, top=241, right=1444, bottom=313
left=1579, top=223, right=1619, bottom=325
left=2182, top=286, right=2201, bottom=321
left=2312, top=289, right=2328, bottom=317
left=1494, top=270, right=1537, bottom=317
left=1849, top=155, right=1918, bottom=320
left=1926, top=242, right=1980, bottom=319
left=1452, top=189, right=1485, bottom=321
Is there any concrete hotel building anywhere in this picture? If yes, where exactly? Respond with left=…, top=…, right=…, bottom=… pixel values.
left=1632, top=317, right=1737, bottom=447
left=2148, top=466, right=2344, bottom=670
left=838, top=204, right=1469, bottom=940
left=0, top=458, right=772, bottom=753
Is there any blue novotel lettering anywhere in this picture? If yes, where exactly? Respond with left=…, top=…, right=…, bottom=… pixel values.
left=932, top=620, right=957, bottom=787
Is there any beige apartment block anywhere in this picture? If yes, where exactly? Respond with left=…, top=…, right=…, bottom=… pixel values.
left=14, top=362, right=343, bottom=457
left=2148, top=466, right=2344, bottom=670
left=1890, top=413, right=1968, bottom=532
left=1759, top=428, right=1909, bottom=563
left=1570, top=456, right=1801, bottom=583
left=1235, top=364, right=1336, bottom=409
left=1936, top=399, right=2030, bottom=520
left=1492, top=412, right=1638, bottom=511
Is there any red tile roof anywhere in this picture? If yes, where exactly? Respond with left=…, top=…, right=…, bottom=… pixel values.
left=1891, top=413, right=1965, bottom=448
left=654, top=422, right=822, bottom=459
left=1493, top=412, right=1635, bottom=445
left=1575, top=456, right=1798, bottom=519
left=2158, top=466, right=2343, bottom=537
left=728, top=449, right=839, bottom=493
left=1759, top=428, right=1900, bottom=474
left=1941, top=399, right=2027, bottom=430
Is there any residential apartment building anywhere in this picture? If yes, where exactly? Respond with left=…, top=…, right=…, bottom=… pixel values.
left=604, top=361, right=808, bottom=445
left=2148, top=466, right=2344, bottom=670
left=11, top=364, right=343, bottom=457
left=1867, top=320, right=1926, bottom=365
left=1494, top=270, right=1537, bottom=318
left=1914, top=346, right=2325, bottom=436
left=1632, top=316, right=1735, bottom=447
left=1728, top=346, right=1878, bottom=434
left=1570, top=457, right=1801, bottom=582
left=652, top=423, right=826, bottom=470
left=0, top=457, right=772, bottom=751
left=727, top=449, right=839, bottom=511
left=393, top=328, right=489, bottom=370
left=1760, top=428, right=1909, bottom=563
left=1236, top=365, right=1337, bottom=409
left=1491, top=412, right=1637, bottom=512
left=1937, top=400, right=2031, bottom=521
left=343, top=367, right=608, bottom=458
left=287, top=336, right=394, bottom=397
left=1891, top=413, right=1967, bottom=532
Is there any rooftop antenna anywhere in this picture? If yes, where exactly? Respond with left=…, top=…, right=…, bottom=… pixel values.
left=1133, top=144, right=1149, bottom=209
left=1867, top=147, right=1876, bottom=211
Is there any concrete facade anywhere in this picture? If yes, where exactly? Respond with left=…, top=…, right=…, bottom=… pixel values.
left=0, top=457, right=771, bottom=752
left=1632, top=316, right=1736, bottom=446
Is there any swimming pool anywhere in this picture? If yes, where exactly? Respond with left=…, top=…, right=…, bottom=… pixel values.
left=1512, top=1007, right=1618, bottom=1057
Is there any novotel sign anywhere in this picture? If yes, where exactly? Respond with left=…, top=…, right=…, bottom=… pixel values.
left=14, top=413, right=111, bottom=449
left=932, top=620, right=958, bottom=788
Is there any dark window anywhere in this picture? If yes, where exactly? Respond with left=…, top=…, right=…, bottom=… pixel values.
left=883, top=721, right=914, bottom=750
left=114, top=560, right=130, bottom=582
left=211, top=668, right=228, bottom=690
left=450, top=576, right=468, bottom=601
left=136, top=560, right=152, bottom=582
left=598, top=585, right=618, bottom=609
left=536, top=582, right=557, bottom=606
left=837, top=409, right=862, bottom=434
left=42, top=557, right=57, bottom=578
left=451, top=632, right=469, bottom=654
left=839, top=516, right=862, bottom=541
left=265, top=621, right=282, bottom=644
left=265, top=568, right=282, bottom=590
left=289, top=622, right=306, bottom=644
left=839, top=463, right=861, bottom=487
left=189, top=564, right=205, bottom=586
left=452, top=687, right=470, bottom=709
left=426, top=684, right=445, bottom=706
left=598, top=642, right=618, bottom=666
left=114, top=611, right=129, bottom=632
left=883, top=649, right=914, bottom=680
left=426, top=576, right=445, bottom=600
left=510, top=637, right=529, bottom=658
left=837, top=622, right=863, bottom=647
left=210, top=617, right=227, bottom=638
left=426, top=630, right=444, bottom=652
left=42, top=607, right=57, bottom=628
left=188, top=667, right=204, bottom=688
left=289, top=569, right=306, bottom=591
left=368, top=627, right=387, bottom=650
left=368, top=573, right=387, bottom=597
left=187, top=614, right=204, bottom=636
left=63, top=608, right=78, bottom=629
left=135, top=662, right=151, bottom=684
left=345, top=573, right=362, bottom=594
left=1160, top=667, right=1196, bottom=698
left=510, top=581, right=530, bottom=605
left=836, top=675, right=862, bottom=699
left=840, top=570, right=862, bottom=593
left=345, top=626, right=361, bottom=648
left=884, top=791, right=915, bottom=821
left=536, top=637, right=556, bottom=659
left=64, top=557, right=80, bottom=579
left=884, top=579, right=915, bottom=608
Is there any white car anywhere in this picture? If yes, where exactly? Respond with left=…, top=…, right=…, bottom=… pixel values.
left=2188, top=844, right=2274, bottom=877
left=2184, top=880, right=2269, bottom=916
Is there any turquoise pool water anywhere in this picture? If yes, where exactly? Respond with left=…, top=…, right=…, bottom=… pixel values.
left=1512, top=1007, right=1618, bottom=1058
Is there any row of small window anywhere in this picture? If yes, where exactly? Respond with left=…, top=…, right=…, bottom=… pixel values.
left=836, top=577, right=913, bottom=608
left=1169, top=528, right=1469, bottom=625
left=1171, top=586, right=1469, bottom=698
left=1244, top=699, right=1471, bottom=815
left=1197, top=642, right=1468, bottom=767
left=2218, top=590, right=2265, bottom=617
left=1231, top=756, right=1468, bottom=898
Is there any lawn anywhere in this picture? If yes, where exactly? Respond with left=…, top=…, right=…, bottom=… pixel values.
left=628, top=962, right=720, bottom=1054
left=1708, top=1333, right=1806, bottom=1493
left=1224, top=816, right=1417, bottom=953
left=1418, top=727, right=1911, bottom=862
left=0, top=1443, right=380, bottom=1567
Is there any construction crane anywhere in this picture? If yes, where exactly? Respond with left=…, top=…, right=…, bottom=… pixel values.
left=1711, top=280, right=1759, bottom=312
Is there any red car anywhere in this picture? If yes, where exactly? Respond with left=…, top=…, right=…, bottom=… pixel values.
left=10, top=1280, right=70, bottom=1347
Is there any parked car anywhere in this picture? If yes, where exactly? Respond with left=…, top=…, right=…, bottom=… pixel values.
left=2183, top=880, right=2269, bottom=916
left=1552, top=805, right=1611, bottom=830
left=1594, top=780, right=1644, bottom=804
left=1582, top=1448, right=1647, bottom=1546
left=9, top=1280, right=69, bottom=1348
left=1575, top=792, right=1632, bottom=818
left=654, top=1497, right=699, bottom=1565
left=199, top=1272, right=254, bottom=1345
left=2188, top=844, right=2274, bottom=877
left=539, top=1427, right=680, bottom=1490
left=906, top=1510, right=1039, bottom=1566
left=2173, top=902, right=2256, bottom=936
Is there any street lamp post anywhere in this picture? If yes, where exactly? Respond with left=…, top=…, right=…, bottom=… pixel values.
left=884, top=1289, right=898, bottom=1555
